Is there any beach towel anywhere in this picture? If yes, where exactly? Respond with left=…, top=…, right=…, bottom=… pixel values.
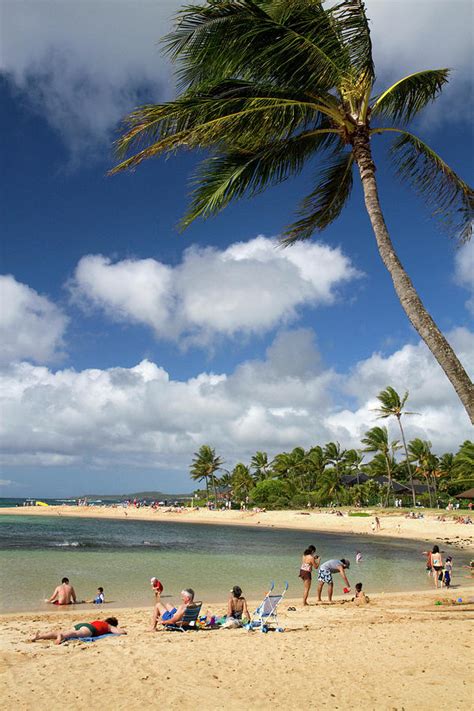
left=78, top=633, right=122, bottom=643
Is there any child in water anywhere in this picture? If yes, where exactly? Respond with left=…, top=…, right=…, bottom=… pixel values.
left=443, top=557, right=453, bottom=588
left=352, top=582, right=369, bottom=604
left=94, top=587, right=105, bottom=604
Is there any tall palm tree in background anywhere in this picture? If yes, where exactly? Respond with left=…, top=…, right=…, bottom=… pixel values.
left=361, top=425, right=399, bottom=505
left=375, top=386, right=416, bottom=506
left=323, top=442, right=345, bottom=477
left=250, top=451, right=271, bottom=481
left=189, top=444, right=224, bottom=505
left=231, top=462, right=254, bottom=501
left=452, top=441, right=474, bottom=488
left=408, top=438, right=436, bottom=507
left=112, top=0, right=473, bottom=422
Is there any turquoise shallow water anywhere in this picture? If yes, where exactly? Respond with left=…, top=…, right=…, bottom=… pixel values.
left=0, top=515, right=472, bottom=612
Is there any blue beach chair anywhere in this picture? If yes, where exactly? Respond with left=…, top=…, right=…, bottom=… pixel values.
left=246, top=582, right=288, bottom=633
left=165, top=602, right=202, bottom=632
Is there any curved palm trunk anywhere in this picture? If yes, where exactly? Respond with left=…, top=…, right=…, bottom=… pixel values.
left=352, top=131, right=474, bottom=425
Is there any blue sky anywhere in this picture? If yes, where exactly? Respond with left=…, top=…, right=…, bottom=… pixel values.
left=0, top=0, right=472, bottom=497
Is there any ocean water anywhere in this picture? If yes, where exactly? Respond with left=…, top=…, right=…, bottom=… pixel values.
left=0, top=515, right=471, bottom=613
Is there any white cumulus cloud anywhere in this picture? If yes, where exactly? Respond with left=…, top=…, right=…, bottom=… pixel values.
left=0, top=275, right=68, bottom=365
left=0, top=327, right=471, bottom=474
left=70, top=236, right=361, bottom=344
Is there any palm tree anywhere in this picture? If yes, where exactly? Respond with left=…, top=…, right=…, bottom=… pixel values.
left=189, top=444, right=224, bottom=505
left=375, top=386, right=417, bottom=506
left=305, top=445, right=326, bottom=490
left=452, top=440, right=474, bottom=487
left=231, top=463, right=254, bottom=501
left=343, top=448, right=364, bottom=484
left=361, top=426, right=399, bottom=505
left=111, top=0, right=473, bottom=422
left=323, top=442, right=345, bottom=476
left=408, top=438, right=436, bottom=507
left=273, top=447, right=308, bottom=491
left=250, top=451, right=271, bottom=481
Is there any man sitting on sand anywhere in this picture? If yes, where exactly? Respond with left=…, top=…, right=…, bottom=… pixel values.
left=45, top=577, right=77, bottom=605
left=31, top=617, right=126, bottom=645
left=150, top=588, right=195, bottom=631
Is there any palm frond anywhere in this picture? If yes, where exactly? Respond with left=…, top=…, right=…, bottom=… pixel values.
left=109, top=89, right=332, bottom=174
left=181, top=127, right=341, bottom=228
left=282, top=149, right=354, bottom=242
left=388, top=130, right=474, bottom=242
left=371, top=69, right=450, bottom=123
left=164, top=0, right=348, bottom=92
left=330, top=0, right=375, bottom=82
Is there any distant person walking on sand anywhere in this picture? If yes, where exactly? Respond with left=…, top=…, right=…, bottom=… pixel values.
left=45, top=577, right=77, bottom=605
left=299, top=545, right=320, bottom=606
left=430, top=545, right=443, bottom=588
left=317, top=559, right=351, bottom=602
left=375, top=516, right=381, bottom=531
left=150, top=588, right=195, bottom=631
left=31, top=616, right=126, bottom=645
left=150, top=577, right=164, bottom=598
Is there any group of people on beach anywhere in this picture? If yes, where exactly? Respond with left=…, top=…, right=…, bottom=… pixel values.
left=299, top=546, right=368, bottom=605
left=44, top=578, right=105, bottom=606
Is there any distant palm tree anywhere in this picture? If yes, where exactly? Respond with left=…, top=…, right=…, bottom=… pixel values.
left=189, top=444, right=224, bottom=505
left=305, top=445, right=326, bottom=490
left=323, top=442, right=345, bottom=476
left=250, top=451, right=271, bottom=481
left=375, top=387, right=416, bottom=506
left=361, top=426, right=399, bottom=505
left=273, top=447, right=308, bottom=491
left=452, top=440, right=474, bottom=487
left=343, top=448, right=364, bottom=484
left=408, top=438, right=436, bottom=507
left=112, top=0, right=473, bottom=421
left=231, top=463, right=254, bottom=501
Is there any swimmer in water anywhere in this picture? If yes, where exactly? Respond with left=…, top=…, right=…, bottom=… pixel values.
left=356, top=552, right=362, bottom=563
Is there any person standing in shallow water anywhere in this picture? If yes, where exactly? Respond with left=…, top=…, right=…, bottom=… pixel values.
left=299, top=545, right=320, bottom=606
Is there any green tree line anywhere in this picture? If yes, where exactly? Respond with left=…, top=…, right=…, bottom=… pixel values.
left=189, top=387, right=474, bottom=509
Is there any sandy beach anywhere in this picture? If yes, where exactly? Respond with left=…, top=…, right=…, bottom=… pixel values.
left=1, top=506, right=473, bottom=709
left=1, top=505, right=473, bottom=551
left=1, top=587, right=473, bottom=711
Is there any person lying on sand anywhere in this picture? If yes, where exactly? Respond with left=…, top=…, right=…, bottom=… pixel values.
left=150, top=588, right=195, bottom=631
left=45, top=577, right=77, bottom=605
left=30, top=616, right=126, bottom=645
left=352, top=582, right=369, bottom=604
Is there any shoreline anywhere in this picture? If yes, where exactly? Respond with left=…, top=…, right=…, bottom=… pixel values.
left=1, top=504, right=473, bottom=551
left=1, top=587, right=473, bottom=710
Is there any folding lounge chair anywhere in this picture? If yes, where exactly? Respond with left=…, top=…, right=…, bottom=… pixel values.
left=246, top=582, right=288, bottom=632
left=165, top=602, right=202, bottom=632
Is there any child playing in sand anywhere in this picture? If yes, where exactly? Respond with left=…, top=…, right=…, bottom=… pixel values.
left=352, top=582, right=369, bottom=604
